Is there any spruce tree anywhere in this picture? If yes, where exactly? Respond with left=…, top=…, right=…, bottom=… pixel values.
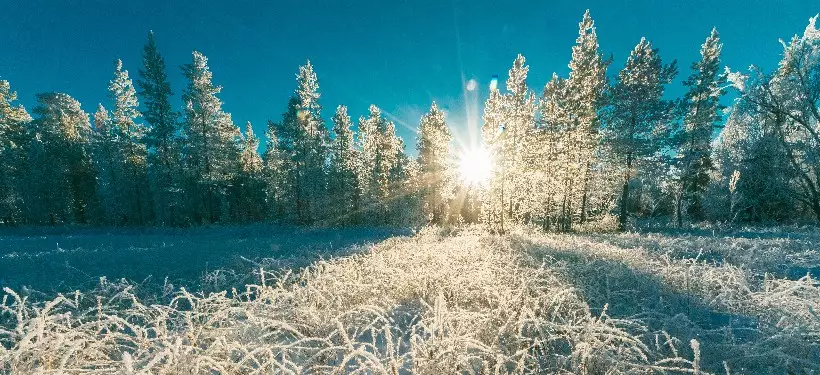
left=0, top=80, right=32, bottom=224
left=291, top=61, right=329, bottom=223
left=358, top=105, right=401, bottom=223
left=481, top=86, right=508, bottom=231
left=416, top=102, right=455, bottom=224
left=181, top=51, right=242, bottom=223
left=566, top=10, right=609, bottom=224
left=328, top=105, right=361, bottom=224
left=481, top=55, right=536, bottom=232
left=675, top=28, right=726, bottom=225
left=109, top=59, right=150, bottom=224
left=267, top=97, right=300, bottom=222
left=263, top=118, right=288, bottom=221
left=606, top=38, right=677, bottom=230
left=233, top=121, right=265, bottom=222
left=29, top=93, right=97, bottom=224
left=138, top=31, right=182, bottom=225
left=91, top=103, right=125, bottom=224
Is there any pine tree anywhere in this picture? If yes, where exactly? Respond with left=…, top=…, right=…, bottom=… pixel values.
left=328, top=105, right=361, bottom=224
left=29, top=93, right=97, bottom=224
left=291, top=61, right=329, bottom=223
left=481, top=86, right=508, bottom=231
left=266, top=97, right=300, bottom=222
left=109, top=59, right=151, bottom=224
left=481, top=55, right=536, bottom=232
left=91, top=103, right=126, bottom=224
left=416, top=102, right=455, bottom=224
left=181, top=51, right=242, bottom=223
left=536, top=74, right=572, bottom=230
left=0, top=80, right=32, bottom=224
left=138, top=31, right=182, bottom=225
left=675, top=28, right=727, bottom=225
left=605, top=38, right=677, bottom=230
left=232, top=121, right=265, bottom=222
left=566, top=10, right=609, bottom=224
left=358, top=105, right=403, bottom=223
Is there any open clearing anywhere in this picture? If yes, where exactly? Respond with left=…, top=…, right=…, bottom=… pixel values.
left=1, top=226, right=819, bottom=374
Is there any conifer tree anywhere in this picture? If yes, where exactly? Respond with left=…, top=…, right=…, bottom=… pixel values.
left=0, top=80, right=32, bottom=224
left=232, top=121, right=265, bottom=221
left=481, top=86, right=509, bottom=231
left=138, top=31, right=182, bottom=225
left=181, top=51, right=242, bottom=223
left=566, top=10, right=609, bottom=223
left=263, top=119, right=288, bottom=221
left=416, top=102, right=455, bottom=224
left=91, top=103, right=125, bottom=224
left=358, top=105, right=403, bottom=223
left=481, top=55, right=536, bottom=232
left=675, top=28, right=727, bottom=225
left=266, top=97, right=300, bottom=222
left=291, top=61, right=329, bottom=223
left=535, top=74, right=572, bottom=230
left=606, top=38, right=677, bottom=230
left=109, top=59, right=151, bottom=224
left=328, top=105, right=361, bottom=224
left=29, top=93, right=97, bottom=224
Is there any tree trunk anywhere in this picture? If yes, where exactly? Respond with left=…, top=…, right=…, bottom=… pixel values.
left=618, top=153, right=632, bottom=231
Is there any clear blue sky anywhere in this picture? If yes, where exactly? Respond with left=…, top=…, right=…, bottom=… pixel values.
left=1, top=0, right=817, bottom=154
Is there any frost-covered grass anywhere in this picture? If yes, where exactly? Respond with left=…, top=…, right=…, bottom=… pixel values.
left=1, top=226, right=818, bottom=374
left=0, top=225, right=408, bottom=295
left=520, top=228, right=820, bottom=373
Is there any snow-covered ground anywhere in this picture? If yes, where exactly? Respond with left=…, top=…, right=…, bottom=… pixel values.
left=1, top=226, right=818, bottom=373
left=0, top=225, right=409, bottom=296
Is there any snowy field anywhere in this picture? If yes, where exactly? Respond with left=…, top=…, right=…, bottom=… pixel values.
left=1, top=226, right=819, bottom=374
left=0, top=226, right=409, bottom=297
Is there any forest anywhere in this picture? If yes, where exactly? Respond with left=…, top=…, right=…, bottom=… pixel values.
left=1, top=12, right=817, bottom=231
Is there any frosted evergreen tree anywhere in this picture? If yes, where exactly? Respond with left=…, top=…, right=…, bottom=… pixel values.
left=232, top=121, right=265, bottom=221
left=181, top=51, right=242, bottom=223
left=328, top=105, right=361, bottom=224
left=386, top=122, right=415, bottom=224
left=91, top=103, right=126, bottom=224
left=291, top=61, right=329, bottom=223
left=537, top=73, right=573, bottom=230
left=605, top=38, right=677, bottom=230
left=416, top=102, right=455, bottom=224
left=29, top=93, right=97, bottom=224
left=481, top=86, right=508, bottom=231
left=674, top=28, right=727, bottom=225
left=566, top=10, right=609, bottom=223
left=263, top=119, right=288, bottom=221
left=266, top=97, right=300, bottom=222
left=481, top=55, right=536, bottom=232
left=109, top=59, right=151, bottom=224
left=138, top=31, right=182, bottom=225
left=357, top=105, right=402, bottom=223
left=0, top=80, right=32, bottom=224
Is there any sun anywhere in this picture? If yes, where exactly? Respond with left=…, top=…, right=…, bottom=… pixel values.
left=458, top=147, right=492, bottom=185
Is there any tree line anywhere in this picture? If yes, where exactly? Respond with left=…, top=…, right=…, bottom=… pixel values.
left=1, top=12, right=818, bottom=230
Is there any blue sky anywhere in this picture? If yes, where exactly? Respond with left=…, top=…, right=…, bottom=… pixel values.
left=1, top=0, right=817, bottom=154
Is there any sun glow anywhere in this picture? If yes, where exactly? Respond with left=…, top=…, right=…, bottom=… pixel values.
left=458, top=147, right=492, bottom=185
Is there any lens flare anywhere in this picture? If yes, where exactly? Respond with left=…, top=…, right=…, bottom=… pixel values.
left=489, top=75, right=498, bottom=91
left=458, top=147, right=492, bottom=185
left=466, top=79, right=477, bottom=91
